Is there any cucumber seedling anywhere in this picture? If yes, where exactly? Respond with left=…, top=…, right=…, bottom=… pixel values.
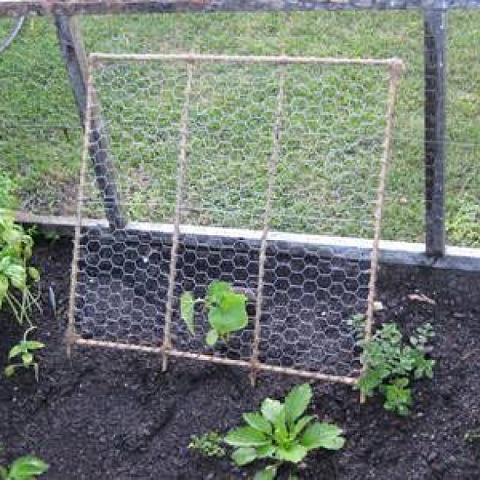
left=180, top=281, right=249, bottom=347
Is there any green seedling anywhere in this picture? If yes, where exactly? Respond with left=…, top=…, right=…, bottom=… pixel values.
left=358, top=322, right=435, bottom=416
left=0, top=455, right=48, bottom=480
left=188, top=432, right=226, bottom=458
left=180, top=281, right=248, bottom=347
left=4, top=327, right=45, bottom=381
left=224, top=383, right=345, bottom=479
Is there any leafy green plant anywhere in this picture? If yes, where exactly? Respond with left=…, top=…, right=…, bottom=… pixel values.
left=188, top=432, right=226, bottom=458
left=358, top=322, right=435, bottom=416
left=224, top=383, right=345, bottom=479
left=0, top=455, right=48, bottom=480
left=0, top=174, right=18, bottom=210
left=180, top=281, right=248, bottom=347
left=4, top=327, right=45, bottom=380
left=0, top=211, right=41, bottom=326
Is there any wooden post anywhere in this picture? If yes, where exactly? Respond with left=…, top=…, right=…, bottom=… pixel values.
left=54, top=14, right=126, bottom=229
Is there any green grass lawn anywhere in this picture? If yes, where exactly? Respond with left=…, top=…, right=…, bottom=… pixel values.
left=0, top=11, right=479, bottom=245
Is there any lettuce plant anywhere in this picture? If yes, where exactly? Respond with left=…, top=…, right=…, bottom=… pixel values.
left=180, top=281, right=248, bottom=347
left=224, top=383, right=345, bottom=479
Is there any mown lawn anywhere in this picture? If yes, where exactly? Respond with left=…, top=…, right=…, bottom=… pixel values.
left=0, top=11, right=479, bottom=244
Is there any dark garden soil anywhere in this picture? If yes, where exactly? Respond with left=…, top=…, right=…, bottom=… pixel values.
left=1, top=239, right=479, bottom=479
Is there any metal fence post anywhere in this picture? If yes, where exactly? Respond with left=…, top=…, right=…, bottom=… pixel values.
left=54, top=14, right=126, bottom=229
left=424, top=2, right=447, bottom=257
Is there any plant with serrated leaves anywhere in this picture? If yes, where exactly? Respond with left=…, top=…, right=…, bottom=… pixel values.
left=4, top=327, right=44, bottom=381
left=358, top=322, right=435, bottom=416
left=180, top=281, right=248, bottom=347
left=188, top=432, right=226, bottom=458
left=0, top=211, right=41, bottom=326
left=224, top=383, right=345, bottom=480
left=0, top=454, right=48, bottom=480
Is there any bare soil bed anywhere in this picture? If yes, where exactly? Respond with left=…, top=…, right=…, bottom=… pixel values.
left=0, top=239, right=479, bottom=479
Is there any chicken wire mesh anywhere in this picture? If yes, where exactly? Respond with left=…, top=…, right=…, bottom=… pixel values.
left=2, top=11, right=480, bottom=247
left=68, top=53, right=403, bottom=383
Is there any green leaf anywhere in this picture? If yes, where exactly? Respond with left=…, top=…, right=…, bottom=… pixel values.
left=9, top=455, right=49, bottom=479
left=208, top=292, right=247, bottom=336
left=290, top=415, right=316, bottom=440
left=28, top=267, right=40, bottom=282
left=22, top=352, right=34, bottom=367
left=205, top=329, right=219, bottom=347
left=24, top=341, right=45, bottom=351
left=243, top=412, right=272, bottom=435
left=180, top=292, right=195, bottom=334
left=300, top=422, right=345, bottom=451
left=261, top=398, right=284, bottom=424
left=5, top=264, right=26, bottom=289
left=4, top=365, right=16, bottom=377
left=0, top=274, right=8, bottom=300
left=256, top=444, right=276, bottom=459
left=2, top=225, right=23, bottom=246
left=231, top=447, right=258, bottom=466
left=8, top=344, right=25, bottom=360
left=206, top=281, right=231, bottom=304
left=276, top=444, right=308, bottom=463
left=273, top=408, right=288, bottom=446
left=224, top=426, right=269, bottom=447
left=253, top=466, right=278, bottom=480
left=383, top=380, right=412, bottom=416
left=284, top=383, right=312, bottom=426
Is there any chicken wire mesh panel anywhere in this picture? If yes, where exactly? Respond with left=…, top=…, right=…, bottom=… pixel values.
left=445, top=10, right=480, bottom=247
left=80, top=11, right=425, bottom=243
left=70, top=53, right=403, bottom=381
left=0, top=16, right=81, bottom=214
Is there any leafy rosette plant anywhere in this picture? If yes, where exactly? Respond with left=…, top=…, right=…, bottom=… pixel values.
left=224, top=383, right=345, bottom=479
left=180, top=281, right=248, bottom=347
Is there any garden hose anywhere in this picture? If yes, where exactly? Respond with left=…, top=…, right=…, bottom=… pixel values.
left=0, top=15, right=25, bottom=55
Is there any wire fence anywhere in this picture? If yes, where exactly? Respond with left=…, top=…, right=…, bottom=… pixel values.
left=1, top=1, right=479, bottom=385
left=0, top=9, right=479, bottom=248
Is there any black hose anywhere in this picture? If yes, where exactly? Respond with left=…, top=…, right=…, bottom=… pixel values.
left=0, top=15, right=26, bottom=55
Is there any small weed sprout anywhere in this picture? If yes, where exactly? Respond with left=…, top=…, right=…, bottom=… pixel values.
left=358, top=322, right=435, bottom=416
left=0, top=453, right=48, bottom=480
left=180, top=281, right=248, bottom=347
left=223, top=383, right=345, bottom=479
left=4, top=327, right=45, bottom=381
left=188, top=432, right=226, bottom=458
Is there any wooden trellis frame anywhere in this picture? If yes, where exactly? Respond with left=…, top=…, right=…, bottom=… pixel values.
left=67, top=52, right=404, bottom=386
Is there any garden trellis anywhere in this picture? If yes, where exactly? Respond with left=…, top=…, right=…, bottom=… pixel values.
left=2, top=0, right=480, bottom=385
left=66, top=52, right=403, bottom=385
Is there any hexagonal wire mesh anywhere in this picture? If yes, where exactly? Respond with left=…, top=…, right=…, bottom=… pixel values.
left=68, top=52, right=404, bottom=385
